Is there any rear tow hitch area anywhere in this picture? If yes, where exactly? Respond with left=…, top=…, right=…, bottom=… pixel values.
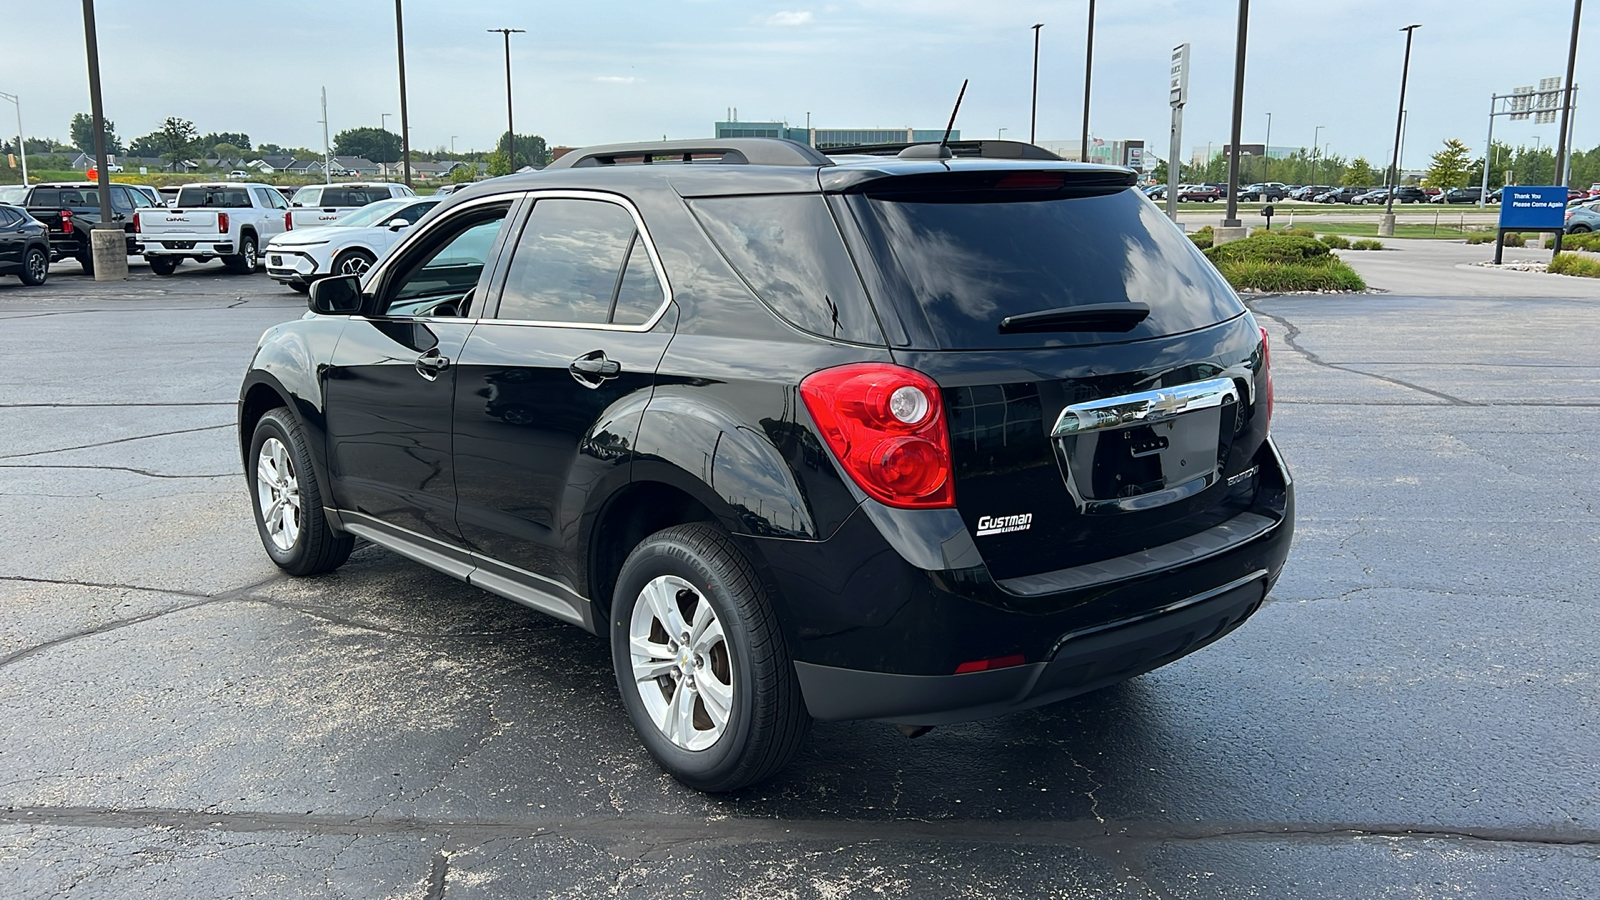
left=895, top=724, right=935, bottom=739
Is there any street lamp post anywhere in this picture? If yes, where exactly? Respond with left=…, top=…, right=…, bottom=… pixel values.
left=1552, top=0, right=1584, bottom=192
left=395, top=0, right=412, bottom=187
left=1221, top=0, right=1250, bottom=232
left=488, top=28, right=525, bottom=171
left=1030, top=23, right=1043, bottom=144
left=1312, top=125, right=1324, bottom=184
left=0, top=91, right=25, bottom=186
left=451, top=135, right=458, bottom=155
left=1079, top=2, right=1095, bottom=161
left=998, top=127, right=1008, bottom=139
left=380, top=113, right=392, bottom=181
left=1263, top=111, right=1272, bottom=181
left=79, top=0, right=125, bottom=280
left=1381, top=24, right=1421, bottom=233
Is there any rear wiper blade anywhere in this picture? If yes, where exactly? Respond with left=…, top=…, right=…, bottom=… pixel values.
left=998, top=302, right=1151, bottom=334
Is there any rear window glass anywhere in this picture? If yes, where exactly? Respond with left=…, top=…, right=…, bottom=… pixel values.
left=176, top=187, right=251, bottom=208
left=844, top=188, right=1243, bottom=349
left=689, top=195, right=883, bottom=345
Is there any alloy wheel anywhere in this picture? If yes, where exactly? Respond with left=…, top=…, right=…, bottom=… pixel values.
left=27, top=249, right=47, bottom=283
left=628, top=574, right=734, bottom=751
left=339, top=254, right=372, bottom=276
left=255, top=437, right=302, bottom=552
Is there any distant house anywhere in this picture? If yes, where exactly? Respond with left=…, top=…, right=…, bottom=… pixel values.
left=249, top=155, right=299, bottom=173
left=407, top=161, right=467, bottom=179
left=329, top=156, right=380, bottom=177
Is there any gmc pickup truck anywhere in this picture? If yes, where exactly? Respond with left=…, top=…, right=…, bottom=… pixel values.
left=134, top=183, right=291, bottom=275
left=286, top=182, right=415, bottom=229
left=18, top=181, right=149, bottom=275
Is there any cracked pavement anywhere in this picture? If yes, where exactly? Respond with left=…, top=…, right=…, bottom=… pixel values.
left=0, top=260, right=1597, bottom=897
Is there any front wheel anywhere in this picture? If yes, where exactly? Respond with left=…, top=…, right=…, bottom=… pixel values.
left=611, top=523, right=809, bottom=792
left=224, top=234, right=258, bottom=274
left=332, top=248, right=377, bottom=278
left=147, top=255, right=179, bottom=276
left=20, top=246, right=48, bottom=285
left=248, top=408, right=354, bottom=575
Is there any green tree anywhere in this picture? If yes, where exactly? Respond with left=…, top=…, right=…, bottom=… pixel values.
left=1343, top=157, right=1375, bottom=187
left=449, top=161, right=477, bottom=184
left=156, top=117, right=200, bottom=170
left=199, top=131, right=251, bottom=152
left=485, top=147, right=512, bottom=178
left=497, top=131, right=549, bottom=168
left=70, top=112, right=121, bottom=154
left=210, top=142, right=245, bottom=162
left=1424, top=139, right=1472, bottom=189
left=333, top=127, right=401, bottom=163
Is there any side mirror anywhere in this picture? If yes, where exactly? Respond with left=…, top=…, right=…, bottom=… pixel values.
left=308, top=275, right=364, bottom=315
left=388, top=220, right=412, bottom=232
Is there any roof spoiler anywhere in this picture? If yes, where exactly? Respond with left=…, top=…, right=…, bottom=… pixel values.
left=821, top=140, right=1065, bottom=161
left=546, top=138, right=832, bottom=170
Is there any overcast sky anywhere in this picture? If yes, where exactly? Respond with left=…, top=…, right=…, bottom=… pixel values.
left=5, top=0, right=1594, bottom=167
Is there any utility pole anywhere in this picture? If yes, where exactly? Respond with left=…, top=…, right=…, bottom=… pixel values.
left=1381, top=24, right=1420, bottom=234
left=395, top=0, right=412, bottom=187
left=79, top=0, right=125, bottom=280
left=488, top=28, right=525, bottom=171
left=1312, top=125, right=1324, bottom=184
left=1220, top=0, right=1249, bottom=237
left=320, top=87, right=331, bottom=184
left=1553, top=0, right=1583, bottom=191
left=0, top=91, right=25, bottom=186
left=380, top=113, right=391, bottom=182
left=1263, top=111, right=1272, bottom=181
left=1080, top=2, right=1095, bottom=161
left=1031, top=23, right=1043, bottom=144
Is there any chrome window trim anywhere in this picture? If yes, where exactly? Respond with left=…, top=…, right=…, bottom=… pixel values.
left=485, top=189, right=675, bottom=333
left=360, top=191, right=522, bottom=293
left=1051, top=376, right=1241, bottom=437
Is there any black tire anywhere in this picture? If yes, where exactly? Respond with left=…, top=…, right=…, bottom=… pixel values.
left=76, top=248, right=95, bottom=276
left=610, top=523, right=809, bottom=792
left=248, top=408, right=354, bottom=576
left=224, top=233, right=258, bottom=274
left=332, top=248, right=377, bottom=278
left=1572, top=225, right=1592, bottom=234
left=289, top=281, right=310, bottom=294
left=147, top=255, right=179, bottom=276
left=19, top=246, right=48, bottom=286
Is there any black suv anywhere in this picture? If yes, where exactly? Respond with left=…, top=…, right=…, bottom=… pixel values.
left=239, top=138, right=1293, bottom=791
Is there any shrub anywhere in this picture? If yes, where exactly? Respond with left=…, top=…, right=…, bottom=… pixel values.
left=1562, top=232, right=1600, bottom=252
left=1350, top=239, right=1385, bottom=250
left=1253, top=226, right=1316, bottom=238
left=1319, top=234, right=1352, bottom=249
left=1548, top=252, right=1600, bottom=278
left=1502, top=232, right=1526, bottom=247
left=1465, top=232, right=1495, bottom=244
left=1212, top=259, right=1367, bottom=292
left=1189, top=225, right=1214, bottom=249
left=1204, top=232, right=1332, bottom=266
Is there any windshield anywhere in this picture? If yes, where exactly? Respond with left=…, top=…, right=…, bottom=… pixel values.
left=0, top=186, right=25, bottom=204
left=844, top=186, right=1244, bottom=350
left=335, top=198, right=410, bottom=228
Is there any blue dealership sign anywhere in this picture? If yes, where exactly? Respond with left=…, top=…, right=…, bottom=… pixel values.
left=1499, top=186, right=1569, bottom=229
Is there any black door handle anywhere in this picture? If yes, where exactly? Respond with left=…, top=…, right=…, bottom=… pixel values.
left=415, top=348, right=450, bottom=380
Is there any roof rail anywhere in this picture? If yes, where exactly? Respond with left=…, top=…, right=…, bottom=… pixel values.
left=545, top=138, right=832, bottom=170
left=820, top=139, right=1065, bottom=161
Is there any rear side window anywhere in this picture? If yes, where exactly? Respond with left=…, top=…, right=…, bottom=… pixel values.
left=843, top=187, right=1243, bottom=350
left=689, top=195, right=882, bottom=345
left=497, top=198, right=665, bottom=326
left=176, top=187, right=250, bottom=208
left=293, top=187, right=321, bottom=206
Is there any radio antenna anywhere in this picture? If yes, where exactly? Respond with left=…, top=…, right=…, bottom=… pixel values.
left=940, top=79, right=968, bottom=150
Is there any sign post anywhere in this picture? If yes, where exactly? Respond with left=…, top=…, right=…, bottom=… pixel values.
left=1495, top=185, right=1569, bottom=263
left=1166, top=43, right=1190, bottom=223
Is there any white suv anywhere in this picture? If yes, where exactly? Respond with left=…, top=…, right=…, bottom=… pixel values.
left=265, top=196, right=439, bottom=291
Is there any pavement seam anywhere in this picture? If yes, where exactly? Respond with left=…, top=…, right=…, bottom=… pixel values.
left=0, top=464, right=235, bottom=480
left=0, top=423, right=233, bottom=461
left=1247, top=303, right=1477, bottom=406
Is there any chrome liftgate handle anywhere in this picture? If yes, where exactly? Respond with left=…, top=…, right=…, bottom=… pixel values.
left=1051, top=376, right=1241, bottom=438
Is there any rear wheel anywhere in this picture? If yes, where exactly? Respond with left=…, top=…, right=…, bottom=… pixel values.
left=333, top=248, right=376, bottom=277
left=147, top=256, right=178, bottom=276
left=76, top=247, right=95, bottom=276
left=20, top=246, right=48, bottom=285
left=248, top=408, right=354, bottom=575
left=1572, top=225, right=1592, bottom=234
left=224, top=234, right=258, bottom=274
left=611, top=523, right=809, bottom=792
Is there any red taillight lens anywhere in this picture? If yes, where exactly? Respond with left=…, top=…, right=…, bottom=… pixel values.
left=954, top=654, right=1026, bottom=674
left=800, top=363, right=955, bottom=509
left=1259, top=325, right=1274, bottom=431
left=218, top=212, right=229, bottom=233
left=285, top=211, right=293, bottom=231
left=59, top=209, right=73, bottom=234
left=132, top=211, right=141, bottom=233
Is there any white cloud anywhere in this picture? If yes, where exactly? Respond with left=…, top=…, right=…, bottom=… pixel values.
left=596, top=76, right=638, bottom=84
left=760, top=10, right=813, bottom=26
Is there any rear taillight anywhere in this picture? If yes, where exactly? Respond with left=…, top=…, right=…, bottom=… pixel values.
left=800, top=363, right=955, bottom=509
left=59, top=209, right=73, bottom=234
left=285, top=211, right=293, bottom=231
left=1259, top=325, right=1274, bottom=431
left=132, top=211, right=141, bottom=233
left=218, top=212, right=229, bottom=233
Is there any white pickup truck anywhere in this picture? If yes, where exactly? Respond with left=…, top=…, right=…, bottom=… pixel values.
left=134, top=183, right=292, bottom=276
left=286, top=182, right=415, bottom=230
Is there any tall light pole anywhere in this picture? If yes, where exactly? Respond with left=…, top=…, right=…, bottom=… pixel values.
left=451, top=135, right=458, bottom=155
left=0, top=91, right=25, bottom=186
left=1553, top=0, right=1583, bottom=191
left=1030, top=23, right=1044, bottom=144
left=380, top=112, right=392, bottom=182
left=1263, top=111, right=1272, bottom=181
left=488, top=28, right=525, bottom=171
left=1221, top=0, right=1250, bottom=232
left=1312, top=125, right=1324, bottom=184
left=1381, top=24, right=1421, bottom=232
left=395, top=0, right=412, bottom=187
left=1080, top=3, right=1095, bottom=161
left=79, top=0, right=124, bottom=280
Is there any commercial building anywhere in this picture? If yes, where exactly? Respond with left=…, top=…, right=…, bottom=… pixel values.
left=1036, top=139, right=1147, bottom=170
left=713, top=121, right=958, bottom=149
left=1191, top=144, right=1298, bottom=166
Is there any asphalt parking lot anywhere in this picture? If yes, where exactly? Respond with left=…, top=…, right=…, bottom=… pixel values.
left=2, top=256, right=1598, bottom=898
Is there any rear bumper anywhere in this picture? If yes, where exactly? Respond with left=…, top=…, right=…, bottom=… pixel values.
left=756, top=436, right=1294, bottom=724
left=140, top=239, right=235, bottom=257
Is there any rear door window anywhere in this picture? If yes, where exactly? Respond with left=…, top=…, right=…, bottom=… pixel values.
left=842, top=186, right=1243, bottom=350
left=496, top=198, right=664, bottom=326
left=689, top=195, right=882, bottom=344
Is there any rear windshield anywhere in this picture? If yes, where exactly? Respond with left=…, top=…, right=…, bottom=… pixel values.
left=843, top=187, right=1243, bottom=350
left=176, top=187, right=251, bottom=208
